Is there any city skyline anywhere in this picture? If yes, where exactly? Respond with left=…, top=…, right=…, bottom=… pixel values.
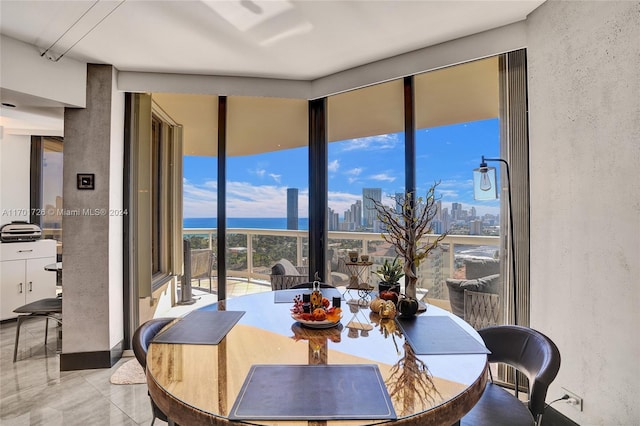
left=326, top=190, right=499, bottom=235
left=183, top=118, right=501, bottom=220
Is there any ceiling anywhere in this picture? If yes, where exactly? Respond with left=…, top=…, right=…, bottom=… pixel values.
left=0, top=0, right=545, bottom=134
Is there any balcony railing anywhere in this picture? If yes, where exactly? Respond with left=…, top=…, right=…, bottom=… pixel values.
left=183, top=227, right=500, bottom=300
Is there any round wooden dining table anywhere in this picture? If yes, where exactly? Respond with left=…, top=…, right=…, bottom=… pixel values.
left=146, top=291, right=488, bottom=426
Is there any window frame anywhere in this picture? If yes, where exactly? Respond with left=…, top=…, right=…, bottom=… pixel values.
left=128, top=94, right=183, bottom=298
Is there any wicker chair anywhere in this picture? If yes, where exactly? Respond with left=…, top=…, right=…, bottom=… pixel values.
left=190, top=249, right=214, bottom=292
left=464, top=290, right=501, bottom=330
left=270, top=266, right=309, bottom=290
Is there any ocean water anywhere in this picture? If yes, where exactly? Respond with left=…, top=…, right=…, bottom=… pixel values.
left=184, top=217, right=309, bottom=230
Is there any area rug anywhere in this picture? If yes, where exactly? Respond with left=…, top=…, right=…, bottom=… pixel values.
left=110, top=358, right=146, bottom=385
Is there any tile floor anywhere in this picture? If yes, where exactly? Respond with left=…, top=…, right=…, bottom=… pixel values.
left=0, top=318, right=155, bottom=426
left=0, top=279, right=270, bottom=426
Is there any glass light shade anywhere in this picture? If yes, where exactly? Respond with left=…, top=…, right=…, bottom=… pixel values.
left=473, top=166, right=498, bottom=200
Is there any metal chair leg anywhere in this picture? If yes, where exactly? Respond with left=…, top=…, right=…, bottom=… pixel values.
left=13, top=314, right=63, bottom=362
left=13, top=316, right=24, bottom=362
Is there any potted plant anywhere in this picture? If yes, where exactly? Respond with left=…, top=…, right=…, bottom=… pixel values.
left=373, top=258, right=404, bottom=294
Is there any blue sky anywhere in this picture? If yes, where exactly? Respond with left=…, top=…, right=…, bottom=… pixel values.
left=183, top=118, right=500, bottom=218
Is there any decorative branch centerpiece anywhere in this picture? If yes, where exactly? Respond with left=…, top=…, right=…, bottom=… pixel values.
left=369, top=183, right=447, bottom=302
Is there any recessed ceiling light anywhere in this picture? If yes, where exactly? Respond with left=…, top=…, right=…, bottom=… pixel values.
left=1, top=102, right=16, bottom=108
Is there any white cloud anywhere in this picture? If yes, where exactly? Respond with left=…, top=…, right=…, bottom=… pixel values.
left=184, top=178, right=313, bottom=218
left=183, top=180, right=217, bottom=217
left=269, top=173, right=281, bottom=183
left=328, top=191, right=362, bottom=214
left=328, top=159, right=339, bottom=172
left=339, top=134, right=399, bottom=152
left=438, top=189, right=460, bottom=199
left=346, top=167, right=363, bottom=176
left=369, top=173, right=396, bottom=182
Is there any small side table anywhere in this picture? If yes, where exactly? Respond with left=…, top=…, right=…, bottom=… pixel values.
left=44, top=262, right=63, bottom=296
left=344, top=261, right=374, bottom=300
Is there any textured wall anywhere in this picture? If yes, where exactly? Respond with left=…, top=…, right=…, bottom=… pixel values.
left=62, top=64, right=124, bottom=358
left=527, top=1, right=640, bottom=424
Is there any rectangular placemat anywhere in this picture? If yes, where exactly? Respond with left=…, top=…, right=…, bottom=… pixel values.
left=274, top=288, right=343, bottom=303
left=152, top=310, right=245, bottom=345
left=397, top=315, right=490, bottom=355
left=229, top=364, right=396, bottom=421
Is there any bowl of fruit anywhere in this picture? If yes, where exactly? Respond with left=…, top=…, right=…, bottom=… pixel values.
left=291, top=294, right=343, bottom=329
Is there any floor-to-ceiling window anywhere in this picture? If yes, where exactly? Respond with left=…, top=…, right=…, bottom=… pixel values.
left=152, top=94, right=219, bottom=294
left=326, top=79, right=405, bottom=288
left=28, top=136, right=64, bottom=269
left=130, top=52, right=526, bottom=325
left=128, top=93, right=183, bottom=304
left=414, top=57, right=503, bottom=312
left=226, top=96, right=309, bottom=295
left=38, top=137, right=64, bottom=249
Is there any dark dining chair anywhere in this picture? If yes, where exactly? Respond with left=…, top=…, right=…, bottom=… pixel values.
left=13, top=297, right=62, bottom=362
left=461, top=325, right=561, bottom=426
left=132, top=317, right=176, bottom=426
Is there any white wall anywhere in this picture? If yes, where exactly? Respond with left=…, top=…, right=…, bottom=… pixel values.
left=527, top=1, right=640, bottom=424
left=0, top=133, right=30, bottom=224
left=1, top=35, right=86, bottom=108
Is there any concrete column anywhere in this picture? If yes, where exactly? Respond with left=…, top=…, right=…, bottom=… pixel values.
left=61, top=64, right=125, bottom=370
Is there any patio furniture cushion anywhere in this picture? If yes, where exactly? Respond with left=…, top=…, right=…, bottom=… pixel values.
left=446, top=274, right=500, bottom=318
left=464, top=258, right=500, bottom=280
left=271, top=258, right=302, bottom=276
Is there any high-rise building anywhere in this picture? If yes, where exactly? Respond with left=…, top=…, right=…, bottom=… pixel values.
left=395, top=192, right=404, bottom=214
left=451, top=202, right=462, bottom=221
left=287, top=188, right=298, bottom=230
left=431, top=219, right=441, bottom=234
left=330, top=211, right=340, bottom=231
left=362, top=188, right=382, bottom=228
left=344, top=209, right=352, bottom=225
left=442, top=207, right=450, bottom=232
left=327, top=207, right=338, bottom=231
left=352, top=200, right=362, bottom=228
left=470, top=219, right=483, bottom=235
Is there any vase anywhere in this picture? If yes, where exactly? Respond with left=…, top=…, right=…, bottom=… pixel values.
left=378, top=282, right=400, bottom=295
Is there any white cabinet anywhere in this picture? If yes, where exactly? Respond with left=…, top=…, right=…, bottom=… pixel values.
left=1, top=240, right=56, bottom=320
